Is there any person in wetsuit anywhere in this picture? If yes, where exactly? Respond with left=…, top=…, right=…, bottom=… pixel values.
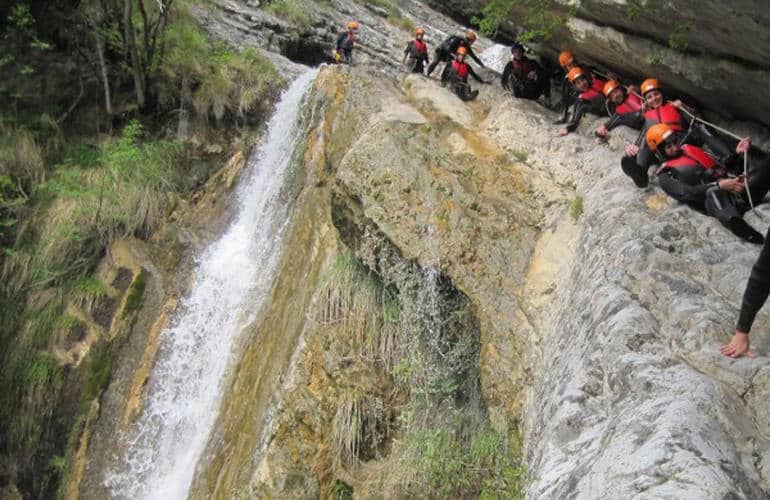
left=334, top=21, right=359, bottom=65
left=556, top=67, right=607, bottom=136
left=647, top=123, right=768, bottom=243
left=426, top=30, right=485, bottom=77
left=595, top=80, right=643, bottom=138
left=721, top=233, right=770, bottom=358
left=441, top=46, right=484, bottom=101
left=501, top=42, right=550, bottom=104
left=621, top=77, right=732, bottom=188
left=403, top=27, right=430, bottom=73
left=553, top=50, right=611, bottom=125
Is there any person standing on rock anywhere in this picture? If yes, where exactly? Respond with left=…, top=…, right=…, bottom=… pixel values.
left=595, top=80, right=643, bottom=138
left=646, top=123, right=767, bottom=243
left=621, top=78, right=731, bottom=188
left=721, top=232, right=770, bottom=358
left=442, top=46, right=484, bottom=101
left=501, top=42, right=551, bottom=105
left=403, top=27, right=430, bottom=74
left=426, top=30, right=485, bottom=77
left=334, top=21, right=359, bottom=65
left=556, top=67, right=607, bottom=136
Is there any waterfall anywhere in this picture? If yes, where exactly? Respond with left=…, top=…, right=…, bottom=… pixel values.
left=104, top=68, right=318, bottom=500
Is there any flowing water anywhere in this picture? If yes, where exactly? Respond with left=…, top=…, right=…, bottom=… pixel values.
left=104, top=68, right=318, bottom=500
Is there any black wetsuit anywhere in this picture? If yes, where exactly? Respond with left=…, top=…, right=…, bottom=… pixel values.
left=404, top=39, right=429, bottom=73
left=501, top=56, right=550, bottom=101
left=335, top=30, right=355, bottom=64
left=426, top=36, right=483, bottom=76
left=737, top=229, right=770, bottom=333
left=442, top=59, right=483, bottom=101
left=657, top=145, right=770, bottom=241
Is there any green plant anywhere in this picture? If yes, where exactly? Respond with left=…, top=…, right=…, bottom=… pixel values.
left=646, top=50, right=663, bottom=65
left=511, top=148, right=529, bottom=163
left=569, top=195, right=584, bottom=221
left=668, top=20, right=693, bottom=51
left=81, top=341, right=114, bottom=403
left=471, top=0, right=573, bottom=41
left=123, top=268, right=147, bottom=317
left=331, top=479, right=354, bottom=500
left=266, top=0, right=312, bottom=30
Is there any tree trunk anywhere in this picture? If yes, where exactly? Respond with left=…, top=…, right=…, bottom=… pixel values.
left=124, top=0, right=146, bottom=109
left=93, top=28, right=113, bottom=115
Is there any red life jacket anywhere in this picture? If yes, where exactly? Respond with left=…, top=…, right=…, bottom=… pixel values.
left=512, top=57, right=533, bottom=75
left=616, top=93, right=642, bottom=115
left=579, top=88, right=603, bottom=101
left=413, top=39, right=427, bottom=54
left=644, top=103, right=683, bottom=131
left=590, top=78, right=607, bottom=94
left=452, top=60, right=469, bottom=80
left=656, top=144, right=719, bottom=175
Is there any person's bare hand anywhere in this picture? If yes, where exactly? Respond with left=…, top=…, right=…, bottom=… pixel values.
left=556, top=128, right=569, bottom=137
left=595, top=125, right=609, bottom=138
left=720, top=331, right=756, bottom=358
left=625, top=144, right=640, bottom=156
left=718, top=177, right=745, bottom=193
left=527, top=70, right=537, bottom=80
left=736, top=136, right=751, bottom=154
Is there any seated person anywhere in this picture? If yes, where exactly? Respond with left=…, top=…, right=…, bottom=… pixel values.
left=648, top=123, right=767, bottom=243
left=501, top=42, right=550, bottom=105
left=556, top=67, right=607, bottom=136
left=595, top=80, right=643, bottom=138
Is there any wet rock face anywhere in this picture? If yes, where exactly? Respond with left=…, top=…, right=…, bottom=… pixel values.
left=426, top=0, right=770, bottom=127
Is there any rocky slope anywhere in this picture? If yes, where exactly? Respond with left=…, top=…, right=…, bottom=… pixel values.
left=62, top=1, right=770, bottom=498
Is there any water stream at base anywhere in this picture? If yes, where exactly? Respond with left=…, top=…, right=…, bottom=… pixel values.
left=104, top=68, right=318, bottom=500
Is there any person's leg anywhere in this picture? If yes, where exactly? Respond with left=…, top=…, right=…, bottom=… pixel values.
left=426, top=49, right=446, bottom=76
left=705, top=187, right=763, bottom=242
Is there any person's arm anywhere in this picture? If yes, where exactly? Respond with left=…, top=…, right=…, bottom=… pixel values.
left=563, top=99, right=587, bottom=133
left=467, top=64, right=484, bottom=83
left=738, top=231, right=770, bottom=334
left=606, top=111, right=643, bottom=132
left=657, top=171, right=711, bottom=203
left=467, top=46, right=484, bottom=67
left=501, top=62, right=512, bottom=90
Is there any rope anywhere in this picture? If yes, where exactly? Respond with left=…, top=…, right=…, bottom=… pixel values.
left=675, top=105, right=757, bottom=213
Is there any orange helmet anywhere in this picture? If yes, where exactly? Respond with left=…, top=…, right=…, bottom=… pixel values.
left=559, top=51, right=574, bottom=67
left=603, top=80, right=622, bottom=97
left=415, top=27, right=425, bottom=36
left=567, top=67, right=587, bottom=83
left=347, top=21, right=359, bottom=30
left=456, top=46, right=468, bottom=56
left=641, top=78, right=660, bottom=95
left=645, top=123, right=675, bottom=151
left=465, top=30, right=477, bottom=42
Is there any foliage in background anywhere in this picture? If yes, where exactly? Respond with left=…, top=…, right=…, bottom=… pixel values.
left=470, top=0, right=574, bottom=41
left=0, top=1, right=284, bottom=498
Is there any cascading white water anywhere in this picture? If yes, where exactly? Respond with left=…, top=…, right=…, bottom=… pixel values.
left=104, top=68, right=318, bottom=500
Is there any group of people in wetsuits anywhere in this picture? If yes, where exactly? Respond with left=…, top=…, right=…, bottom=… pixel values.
left=334, top=22, right=770, bottom=358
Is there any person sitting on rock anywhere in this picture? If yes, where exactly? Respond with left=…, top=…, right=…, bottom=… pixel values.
left=721, top=230, right=770, bottom=358
left=621, top=78, right=731, bottom=187
left=441, top=46, right=484, bottom=101
left=501, top=42, right=550, bottom=105
left=426, top=30, right=485, bottom=77
left=595, top=80, right=643, bottom=138
left=403, top=27, right=430, bottom=73
left=334, top=21, right=359, bottom=65
left=556, top=67, right=607, bottom=136
left=553, top=51, right=610, bottom=125
left=647, top=123, right=767, bottom=243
